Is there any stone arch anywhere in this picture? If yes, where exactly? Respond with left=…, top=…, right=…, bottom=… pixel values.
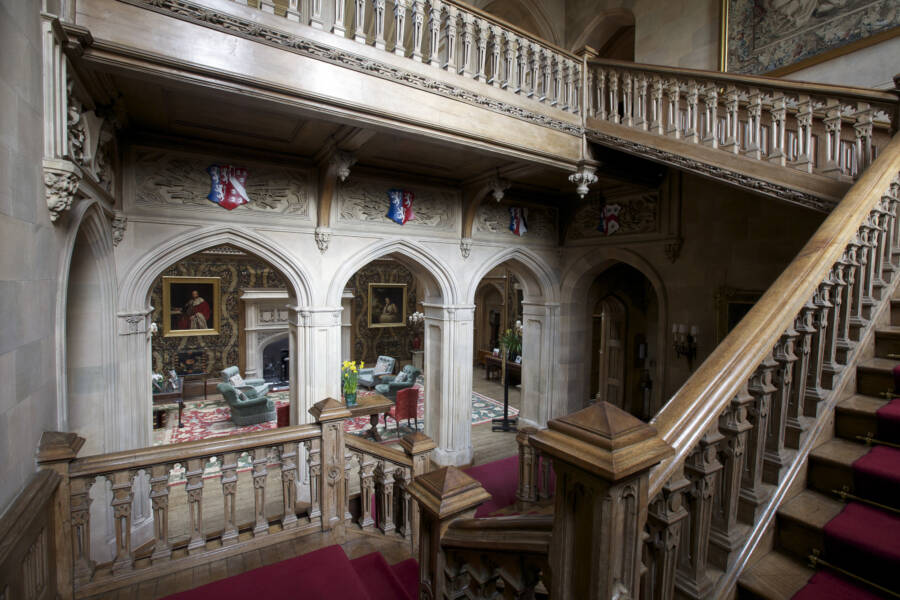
left=55, top=200, right=118, bottom=453
left=257, top=330, right=290, bottom=381
left=560, top=246, right=669, bottom=416
left=464, top=246, right=559, bottom=305
left=476, top=0, right=560, bottom=46
left=568, top=8, right=635, bottom=59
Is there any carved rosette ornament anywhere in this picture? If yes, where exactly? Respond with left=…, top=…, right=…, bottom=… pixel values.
left=315, top=226, right=332, bottom=254
left=43, top=159, right=81, bottom=222
left=568, top=162, right=598, bottom=198
left=111, top=211, right=127, bottom=246
left=460, top=237, right=472, bottom=259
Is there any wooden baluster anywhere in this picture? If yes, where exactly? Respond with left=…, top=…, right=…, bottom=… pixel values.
left=890, top=182, right=900, bottom=255
left=836, top=245, right=859, bottom=364
left=744, top=88, right=762, bottom=159
left=304, top=439, right=322, bottom=522
left=541, top=50, right=552, bottom=102
left=427, top=0, right=441, bottom=67
left=859, top=217, right=878, bottom=319
left=684, top=80, right=699, bottom=143
left=740, top=356, right=776, bottom=522
left=393, top=0, right=408, bottom=56
left=357, top=452, right=376, bottom=527
left=701, top=83, right=719, bottom=147
left=621, top=71, right=633, bottom=126
left=538, top=448, right=552, bottom=500
left=793, top=95, right=814, bottom=172
left=822, top=100, right=843, bottom=175
left=854, top=102, right=874, bottom=175
left=410, top=0, right=425, bottom=61
left=765, top=329, right=798, bottom=484
left=786, top=302, right=816, bottom=448
left=552, top=56, right=563, bottom=106
left=70, top=477, right=95, bottom=585
left=849, top=227, right=871, bottom=332
left=487, top=26, right=502, bottom=87
left=515, top=427, right=538, bottom=508
left=353, top=0, right=367, bottom=43
left=528, top=42, right=540, bottom=99
left=722, top=85, right=739, bottom=153
left=608, top=70, right=619, bottom=124
left=502, top=32, right=517, bottom=90
left=281, top=442, right=299, bottom=529
left=675, top=426, right=724, bottom=600
left=571, top=62, right=581, bottom=113
left=344, top=448, right=354, bottom=522
left=252, top=448, right=269, bottom=536
left=394, top=467, right=412, bottom=538
left=372, top=0, right=386, bottom=49
left=643, top=474, right=689, bottom=600
left=375, top=460, right=396, bottom=534
left=307, top=0, right=322, bottom=28
left=665, top=79, right=680, bottom=138
left=149, top=464, right=171, bottom=562
left=561, top=58, right=573, bottom=110
left=822, top=263, right=847, bottom=389
left=884, top=192, right=900, bottom=275
left=111, top=471, right=135, bottom=572
left=871, top=202, right=890, bottom=294
left=767, top=94, right=787, bottom=165
left=516, top=37, right=528, bottom=94
left=442, top=5, right=458, bottom=72
left=221, top=452, right=239, bottom=545
left=286, top=0, right=301, bottom=23
left=332, top=0, right=347, bottom=35
left=650, top=76, right=664, bottom=134
left=184, top=458, right=206, bottom=553
left=458, top=12, right=474, bottom=77
left=709, top=385, right=754, bottom=570
left=634, top=74, right=647, bottom=129
left=805, top=279, right=834, bottom=408
left=596, top=67, right=607, bottom=120
left=473, top=19, right=488, bottom=82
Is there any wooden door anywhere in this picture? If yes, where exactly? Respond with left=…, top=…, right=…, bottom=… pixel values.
left=597, top=297, right=626, bottom=408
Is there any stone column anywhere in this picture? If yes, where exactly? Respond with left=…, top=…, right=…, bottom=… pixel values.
left=290, top=306, right=342, bottom=424
left=521, top=301, right=560, bottom=427
left=424, top=303, right=475, bottom=466
left=116, top=308, right=154, bottom=450
left=531, top=402, right=673, bottom=600
left=341, top=289, right=353, bottom=362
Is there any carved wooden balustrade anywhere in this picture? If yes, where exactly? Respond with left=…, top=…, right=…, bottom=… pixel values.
left=586, top=58, right=899, bottom=201
left=230, top=0, right=582, bottom=113
left=513, top=426, right=552, bottom=509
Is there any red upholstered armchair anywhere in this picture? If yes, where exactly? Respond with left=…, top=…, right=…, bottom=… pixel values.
left=386, top=387, right=418, bottom=432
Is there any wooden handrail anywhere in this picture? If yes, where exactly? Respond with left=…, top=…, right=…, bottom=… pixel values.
left=589, top=57, right=900, bottom=108
left=648, top=131, right=900, bottom=498
left=442, top=514, right=553, bottom=554
left=69, top=423, right=321, bottom=478
left=345, top=435, right=413, bottom=468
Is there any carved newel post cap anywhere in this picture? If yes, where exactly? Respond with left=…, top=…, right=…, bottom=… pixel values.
left=407, top=466, right=492, bottom=519
left=36, top=431, right=85, bottom=464
left=531, top=401, right=673, bottom=482
left=516, top=426, right=538, bottom=445
left=399, top=431, right=436, bottom=456
left=575, top=45, right=599, bottom=59
left=309, top=397, right=352, bottom=423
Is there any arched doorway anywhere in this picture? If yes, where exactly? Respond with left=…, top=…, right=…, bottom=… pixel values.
left=592, top=295, right=626, bottom=408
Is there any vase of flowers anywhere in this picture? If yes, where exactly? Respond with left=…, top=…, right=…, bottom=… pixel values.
left=408, top=311, right=425, bottom=350
left=342, top=360, right=361, bottom=406
left=499, top=320, right=523, bottom=360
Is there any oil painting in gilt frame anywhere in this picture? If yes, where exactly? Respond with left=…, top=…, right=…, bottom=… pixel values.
left=721, top=0, right=900, bottom=75
left=368, top=283, right=407, bottom=328
left=162, top=276, right=221, bottom=337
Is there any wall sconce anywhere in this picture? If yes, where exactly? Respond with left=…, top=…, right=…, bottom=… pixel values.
left=672, top=323, right=699, bottom=369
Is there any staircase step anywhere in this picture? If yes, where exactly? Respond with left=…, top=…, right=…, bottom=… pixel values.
left=737, top=551, right=813, bottom=600
left=808, top=439, right=869, bottom=498
left=878, top=397, right=900, bottom=441
left=852, top=445, right=900, bottom=510
left=874, top=327, right=900, bottom=358
left=390, top=558, right=419, bottom=600
left=792, top=570, right=887, bottom=600
left=835, top=395, right=887, bottom=441
left=855, top=358, right=896, bottom=397
left=351, top=552, right=414, bottom=600
left=776, top=490, right=844, bottom=562
left=823, top=501, right=900, bottom=592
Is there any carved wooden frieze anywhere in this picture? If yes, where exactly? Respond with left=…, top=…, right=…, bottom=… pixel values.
left=474, top=203, right=557, bottom=243
left=568, top=192, right=660, bottom=241
left=132, top=149, right=312, bottom=218
left=337, top=178, right=457, bottom=232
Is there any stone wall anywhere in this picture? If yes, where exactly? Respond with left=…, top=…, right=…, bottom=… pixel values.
left=0, top=1, right=64, bottom=513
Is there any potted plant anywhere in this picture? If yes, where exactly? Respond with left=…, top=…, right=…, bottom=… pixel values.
left=408, top=310, right=425, bottom=350
left=342, top=360, right=362, bottom=406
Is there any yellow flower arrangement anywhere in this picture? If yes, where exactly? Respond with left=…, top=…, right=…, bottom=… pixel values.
left=342, top=360, right=363, bottom=402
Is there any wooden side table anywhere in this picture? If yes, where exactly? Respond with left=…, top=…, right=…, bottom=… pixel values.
left=180, top=372, right=209, bottom=399
left=347, top=393, right=394, bottom=442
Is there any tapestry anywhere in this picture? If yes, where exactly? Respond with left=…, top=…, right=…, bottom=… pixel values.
left=727, top=0, right=899, bottom=74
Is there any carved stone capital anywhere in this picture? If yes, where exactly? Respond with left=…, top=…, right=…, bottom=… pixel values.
left=111, top=211, right=127, bottom=246
left=315, top=226, right=332, bottom=253
left=43, top=158, right=81, bottom=222
left=459, top=237, right=472, bottom=259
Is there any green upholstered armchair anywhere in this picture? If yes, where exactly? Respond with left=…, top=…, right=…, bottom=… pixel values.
left=358, top=356, right=396, bottom=388
left=375, top=364, right=421, bottom=401
left=221, top=366, right=270, bottom=397
left=216, top=382, right=276, bottom=426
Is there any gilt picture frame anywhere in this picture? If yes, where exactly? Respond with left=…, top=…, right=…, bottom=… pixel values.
left=368, top=283, right=407, bottom=329
left=162, top=276, right=221, bottom=337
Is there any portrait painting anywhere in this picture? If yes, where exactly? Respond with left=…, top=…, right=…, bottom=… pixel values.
left=368, top=283, right=407, bottom=328
left=162, top=276, right=221, bottom=337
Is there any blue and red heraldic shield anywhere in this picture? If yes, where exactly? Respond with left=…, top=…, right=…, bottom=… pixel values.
left=509, top=207, right=528, bottom=236
left=598, top=203, right=621, bottom=235
left=387, top=189, right=415, bottom=225
left=206, top=165, right=250, bottom=210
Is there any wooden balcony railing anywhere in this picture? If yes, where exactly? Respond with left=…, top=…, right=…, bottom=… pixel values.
left=586, top=58, right=899, bottom=185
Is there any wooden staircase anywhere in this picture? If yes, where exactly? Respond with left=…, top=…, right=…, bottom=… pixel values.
left=739, top=292, right=900, bottom=599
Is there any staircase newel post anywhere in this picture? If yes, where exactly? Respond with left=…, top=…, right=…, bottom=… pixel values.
left=400, top=431, right=436, bottom=552
left=37, top=432, right=86, bottom=600
left=408, top=467, right=492, bottom=600
left=310, top=397, right=353, bottom=536
left=530, top=401, right=673, bottom=600
left=515, top=426, right=538, bottom=508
